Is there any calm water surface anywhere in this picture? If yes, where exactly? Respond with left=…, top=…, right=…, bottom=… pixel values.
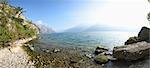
left=38, top=31, right=137, bottom=49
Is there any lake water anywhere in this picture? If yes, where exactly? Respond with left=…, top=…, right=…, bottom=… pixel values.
left=38, top=31, right=137, bottom=50
left=32, top=31, right=150, bottom=68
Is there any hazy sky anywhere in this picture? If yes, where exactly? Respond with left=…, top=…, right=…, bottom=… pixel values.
left=10, top=0, right=150, bottom=32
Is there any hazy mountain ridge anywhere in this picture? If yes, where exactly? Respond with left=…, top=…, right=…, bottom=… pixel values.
left=36, top=23, right=55, bottom=34
left=64, top=24, right=138, bottom=32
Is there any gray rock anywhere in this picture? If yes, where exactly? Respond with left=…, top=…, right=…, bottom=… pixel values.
left=95, top=46, right=108, bottom=55
left=138, top=27, right=150, bottom=43
left=45, top=49, right=50, bottom=53
left=85, top=54, right=94, bottom=58
left=113, top=42, right=150, bottom=61
left=29, top=45, right=34, bottom=51
left=125, top=27, right=150, bottom=45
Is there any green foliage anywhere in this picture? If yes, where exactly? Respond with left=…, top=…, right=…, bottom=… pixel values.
left=0, top=26, right=11, bottom=43
left=0, top=2, right=39, bottom=45
left=0, top=0, right=8, bottom=4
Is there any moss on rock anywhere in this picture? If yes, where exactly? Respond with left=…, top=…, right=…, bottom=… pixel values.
left=94, top=55, right=109, bottom=64
left=125, top=36, right=140, bottom=45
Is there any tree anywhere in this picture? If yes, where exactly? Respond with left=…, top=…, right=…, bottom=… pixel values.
left=148, top=12, right=150, bottom=21
left=148, top=0, right=150, bottom=22
left=15, top=7, right=24, bottom=17
left=0, top=0, right=8, bottom=4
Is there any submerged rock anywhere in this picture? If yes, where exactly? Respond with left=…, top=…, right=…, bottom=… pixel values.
left=138, top=27, right=150, bottom=43
left=113, top=42, right=150, bottom=61
left=94, top=55, right=109, bottom=64
left=95, top=46, right=108, bottom=55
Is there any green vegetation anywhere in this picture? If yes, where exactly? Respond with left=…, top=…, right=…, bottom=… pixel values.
left=0, top=1, right=39, bottom=46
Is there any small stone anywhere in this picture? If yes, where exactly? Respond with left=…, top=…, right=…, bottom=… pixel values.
left=29, top=45, right=34, bottom=51
left=70, top=59, right=77, bottom=64
left=45, top=49, right=50, bottom=53
left=101, top=64, right=105, bottom=66
left=53, top=49, right=60, bottom=53
left=85, top=54, right=93, bottom=59
left=37, top=56, right=40, bottom=58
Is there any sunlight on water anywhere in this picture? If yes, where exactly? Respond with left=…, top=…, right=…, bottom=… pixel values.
left=38, top=31, right=137, bottom=50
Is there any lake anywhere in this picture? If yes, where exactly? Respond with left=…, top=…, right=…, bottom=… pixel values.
left=38, top=31, right=137, bottom=50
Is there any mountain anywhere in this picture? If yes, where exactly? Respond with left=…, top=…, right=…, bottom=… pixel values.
left=64, top=25, right=90, bottom=32
left=36, top=24, right=55, bottom=34
left=64, top=24, right=137, bottom=32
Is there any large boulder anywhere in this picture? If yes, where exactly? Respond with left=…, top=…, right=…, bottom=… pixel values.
left=113, top=42, right=150, bottom=61
left=138, top=27, right=150, bottom=43
left=125, top=27, right=150, bottom=45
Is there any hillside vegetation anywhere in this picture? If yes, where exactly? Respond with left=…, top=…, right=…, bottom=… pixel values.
left=0, top=1, right=39, bottom=46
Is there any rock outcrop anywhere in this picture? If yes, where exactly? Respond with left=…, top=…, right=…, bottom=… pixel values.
left=138, top=27, right=150, bottom=43
left=125, top=27, right=150, bottom=45
left=113, top=42, right=150, bottom=61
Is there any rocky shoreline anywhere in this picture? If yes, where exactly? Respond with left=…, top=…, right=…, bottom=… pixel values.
left=93, top=27, right=150, bottom=66
left=0, top=27, right=149, bottom=68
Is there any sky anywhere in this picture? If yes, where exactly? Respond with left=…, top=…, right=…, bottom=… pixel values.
left=9, top=0, right=150, bottom=32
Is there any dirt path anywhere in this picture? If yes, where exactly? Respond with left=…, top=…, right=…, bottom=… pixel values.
left=0, top=37, right=36, bottom=68
left=0, top=46, right=34, bottom=68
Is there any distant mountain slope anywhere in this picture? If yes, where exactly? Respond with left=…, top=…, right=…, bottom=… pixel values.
left=36, top=24, right=55, bottom=34
left=64, top=25, right=90, bottom=32
left=64, top=24, right=137, bottom=32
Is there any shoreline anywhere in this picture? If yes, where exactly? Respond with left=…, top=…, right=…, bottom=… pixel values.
left=0, top=37, right=149, bottom=68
